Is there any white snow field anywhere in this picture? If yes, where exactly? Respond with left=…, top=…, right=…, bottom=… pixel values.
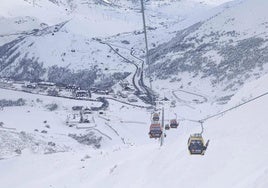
left=146, top=0, right=268, bottom=103
left=0, top=0, right=234, bottom=73
left=0, top=0, right=268, bottom=187
left=0, top=72, right=268, bottom=188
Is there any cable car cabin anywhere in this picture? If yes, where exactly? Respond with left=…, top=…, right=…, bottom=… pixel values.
left=165, top=124, right=170, bottom=130
left=149, top=123, right=162, bottom=138
left=187, top=134, right=209, bottom=155
left=170, top=119, right=179, bottom=128
left=152, top=113, right=160, bottom=122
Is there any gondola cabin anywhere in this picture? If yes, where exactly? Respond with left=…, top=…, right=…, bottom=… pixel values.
left=149, top=123, right=162, bottom=138
left=152, top=113, right=160, bottom=122
left=187, top=133, right=209, bottom=155
left=170, top=119, right=179, bottom=128
left=165, top=124, right=170, bottom=130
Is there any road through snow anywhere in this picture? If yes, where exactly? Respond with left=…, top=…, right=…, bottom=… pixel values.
left=100, top=41, right=155, bottom=105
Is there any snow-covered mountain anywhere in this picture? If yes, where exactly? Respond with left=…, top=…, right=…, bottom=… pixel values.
left=1, top=0, right=268, bottom=187
left=0, top=0, right=232, bottom=89
left=148, top=0, right=268, bottom=103
left=1, top=55, right=268, bottom=188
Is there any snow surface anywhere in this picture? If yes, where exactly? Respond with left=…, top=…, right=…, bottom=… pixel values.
left=1, top=0, right=268, bottom=187
left=0, top=72, right=268, bottom=187
left=0, top=0, right=233, bottom=74
left=146, top=0, right=268, bottom=105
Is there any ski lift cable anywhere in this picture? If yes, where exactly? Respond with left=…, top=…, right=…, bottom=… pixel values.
left=180, top=90, right=268, bottom=132
left=200, top=121, right=204, bottom=135
left=201, top=91, right=268, bottom=123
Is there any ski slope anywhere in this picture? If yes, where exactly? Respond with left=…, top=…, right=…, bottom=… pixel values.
left=1, top=72, right=268, bottom=187
left=1, top=0, right=268, bottom=187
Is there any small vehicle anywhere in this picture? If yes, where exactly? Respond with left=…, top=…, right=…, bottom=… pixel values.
left=165, top=124, right=170, bottom=130
left=187, top=133, right=209, bottom=155
left=170, top=119, right=179, bottom=128
left=149, top=123, right=162, bottom=138
left=152, top=113, right=160, bottom=122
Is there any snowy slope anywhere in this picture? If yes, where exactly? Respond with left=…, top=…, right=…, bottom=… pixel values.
left=0, top=0, right=233, bottom=90
left=149, top=0, right=268, bottom=103
left=0, top=67, right=268, bottom=188
left=1, top=0, right=268, bottom=187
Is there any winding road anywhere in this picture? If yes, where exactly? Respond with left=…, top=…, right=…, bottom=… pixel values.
left=99, top=41, right=155, bottom=105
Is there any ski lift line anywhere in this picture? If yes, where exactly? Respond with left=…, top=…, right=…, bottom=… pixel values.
left=178, top=118, right=199, bottom=123
left=140, top=0, right=152, bottom=90
left=201, top=91, right=268, bottom=122
left=140, top=0, right=150, bottom=66
left=200, top=121, right=204, bottom=135
left=181, top=90, right=268, bottom=127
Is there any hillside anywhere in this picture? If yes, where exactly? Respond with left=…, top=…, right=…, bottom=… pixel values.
left=148, top=0, right=268, bottom=103
left=0, top=63, right=268, bottom=188
left=0, top=0, right=232, bottom=90
left=1, top=0, right=268, bottom=187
